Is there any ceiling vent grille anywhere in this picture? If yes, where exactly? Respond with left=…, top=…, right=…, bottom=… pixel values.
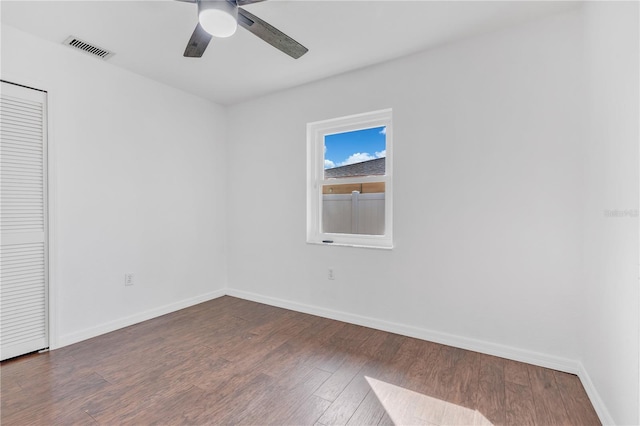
left=63, top=36, right=114, bottom=60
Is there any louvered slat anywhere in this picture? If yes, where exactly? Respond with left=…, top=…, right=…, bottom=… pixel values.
left=2, top=280, right=46, bottom=293
left=1, top=259, right=45, bottom=270
left=1, top=253, right=44, bottom=262
left=1, top=115, right=44, bottom=234
left=0, top=82, right=48, bottom=361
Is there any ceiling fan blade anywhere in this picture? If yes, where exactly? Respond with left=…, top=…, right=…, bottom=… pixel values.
left=184, top=23, right=213, bottom=58
left=238, top=8, right=308, bottom=59
left=236, top=0, right=267, bottom=6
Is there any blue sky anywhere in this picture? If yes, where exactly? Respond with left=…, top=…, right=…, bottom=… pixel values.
left=324, top=126, right=386, bottom=169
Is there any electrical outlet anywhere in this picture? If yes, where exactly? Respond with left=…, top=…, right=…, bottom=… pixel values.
left=125, top=273, right=135, bottom=286
left=328, top=268, right=335, bottom=280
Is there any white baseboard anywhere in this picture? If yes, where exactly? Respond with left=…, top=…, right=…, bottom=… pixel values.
left=56, top=289, right=226, bottom=348
left=577, top=362, right=615, bottom=425
left=225, top=288, right=579, bottom=374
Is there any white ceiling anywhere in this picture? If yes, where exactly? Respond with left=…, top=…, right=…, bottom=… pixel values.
left=1, top=0, right=579, bottom=105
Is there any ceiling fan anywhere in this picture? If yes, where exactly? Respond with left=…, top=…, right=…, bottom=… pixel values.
left=177, top=0, right=308, bottom=59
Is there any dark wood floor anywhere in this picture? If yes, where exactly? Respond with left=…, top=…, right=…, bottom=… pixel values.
left=1, top=296, right=600, bottom=425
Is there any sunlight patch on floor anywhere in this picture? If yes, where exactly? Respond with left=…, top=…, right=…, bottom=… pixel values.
left=365, top=376, right=493, bottom=426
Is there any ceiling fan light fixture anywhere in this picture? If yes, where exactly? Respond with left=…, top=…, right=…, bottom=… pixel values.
left=198, top=0, right=238, bottom=38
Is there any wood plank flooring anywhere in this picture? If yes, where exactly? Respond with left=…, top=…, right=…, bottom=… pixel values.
left=0, top=296, right=601, bottom=425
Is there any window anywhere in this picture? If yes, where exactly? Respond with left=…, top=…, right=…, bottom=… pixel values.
left=307, top=109, right=393, bottom=249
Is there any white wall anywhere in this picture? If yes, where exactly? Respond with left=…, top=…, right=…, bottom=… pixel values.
left=581, top=2, right=640, bottom=425
left=1, top=25, right=228, bottom=347
left=227, top=10, right=585, bottom=368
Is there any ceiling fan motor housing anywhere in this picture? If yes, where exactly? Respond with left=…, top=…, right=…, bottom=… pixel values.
left=198, top=0, right=238, bottom=38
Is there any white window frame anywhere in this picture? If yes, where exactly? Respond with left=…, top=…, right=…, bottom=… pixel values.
left=307, top=108, right=393, bottom=249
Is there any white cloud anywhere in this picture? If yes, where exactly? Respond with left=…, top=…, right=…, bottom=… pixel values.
left=339, top=152, right=376, bottom=166
left=379, top=127, right=387, bottom=135
left=324, top=159, right=336, bottom=169
left=327, top=149, right=385, bottom=169
left=324, top=144, right=336, bottom=169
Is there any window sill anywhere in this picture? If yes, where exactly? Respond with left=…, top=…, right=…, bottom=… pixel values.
left=307, top=240, right=394, bottom=250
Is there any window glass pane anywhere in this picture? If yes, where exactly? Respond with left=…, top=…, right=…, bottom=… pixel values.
left=321, top=126, right=386, bottom=236
left=324, top=126, right=386, bottom=179
left=322, top=185, right=385, bottom=235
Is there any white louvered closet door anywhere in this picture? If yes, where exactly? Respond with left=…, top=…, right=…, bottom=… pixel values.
left=0, top=81, right=49, bottom=361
